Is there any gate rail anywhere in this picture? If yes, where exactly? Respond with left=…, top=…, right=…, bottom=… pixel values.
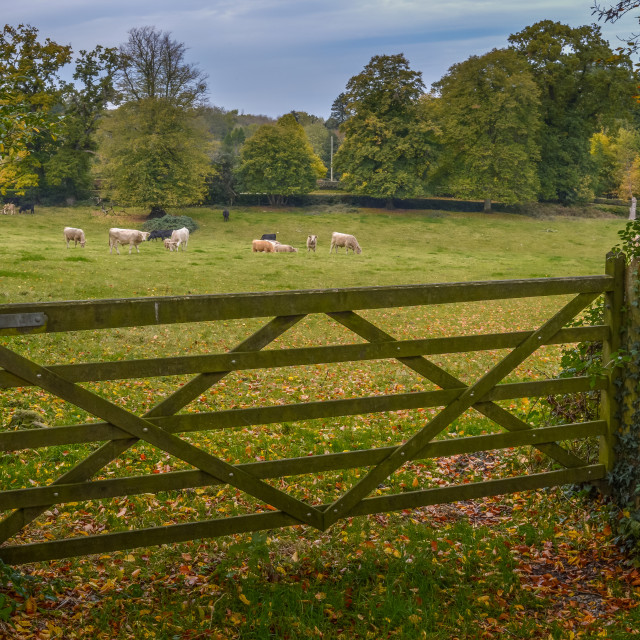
left=0, top=255, right=625, bottom=564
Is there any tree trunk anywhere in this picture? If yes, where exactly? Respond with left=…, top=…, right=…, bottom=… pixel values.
left=385, top=197, right=395, bottom=210
left=630, top=196, right=636, bottom=220
left=483, top=198, right=492, bottom=213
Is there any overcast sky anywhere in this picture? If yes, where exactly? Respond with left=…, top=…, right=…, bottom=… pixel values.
left=4, top=1, right=638, bottom=119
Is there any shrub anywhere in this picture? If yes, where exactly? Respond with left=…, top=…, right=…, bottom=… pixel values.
left=142, top=215, right=198, bottom=234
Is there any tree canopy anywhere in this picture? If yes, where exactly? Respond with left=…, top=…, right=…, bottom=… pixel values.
left=97, top=98, right=213, bottom=212
left=42, top=46, right=119, bottom=202
left=334, top=54, right=436, bottom=207
left=0, top=24, right=72, bottom=195
left=237, top=114, right=326, bottom=206
left=432, top=48, right=542, bottom=210
left=508, top=20, right=637, bottom=203
left=117, top=26, right=208, bottom=108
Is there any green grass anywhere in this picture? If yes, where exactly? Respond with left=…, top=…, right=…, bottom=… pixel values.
left=0, top=205, right=638, bottom=639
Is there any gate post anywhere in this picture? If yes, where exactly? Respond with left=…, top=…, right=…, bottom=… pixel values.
left=609, top=252, right=640, bottom=509
left=600, top=252, right=625, bottom=473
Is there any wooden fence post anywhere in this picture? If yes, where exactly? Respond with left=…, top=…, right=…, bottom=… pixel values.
left=600, top=252, right=625, bottom=473
left=610, top=253, right=640, bottom=508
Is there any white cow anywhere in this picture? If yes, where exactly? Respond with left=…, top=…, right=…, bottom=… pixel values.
left=330, top=232, right=362, bottom=254
left=164, top=238, right=179, bottom=251
left=63, top=227, right=86, bottom=248
left=274, top=243, right=298, bottom=253
left=2, top=204, right=16, bottom=215
left=170, top=227, right=189, bottom=251
left=108, top=228, right=151, bottom=254
left=306, top=235, right=317, bottom=252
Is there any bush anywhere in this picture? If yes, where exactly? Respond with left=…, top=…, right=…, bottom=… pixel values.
left=142, top=215, right=198, bottom=234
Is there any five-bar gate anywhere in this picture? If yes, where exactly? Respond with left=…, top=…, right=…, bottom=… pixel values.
left=0, top=254, right=625, bottom=564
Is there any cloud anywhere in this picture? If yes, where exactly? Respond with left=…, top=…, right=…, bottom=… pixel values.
left=6, top=0, right=636, bottom=117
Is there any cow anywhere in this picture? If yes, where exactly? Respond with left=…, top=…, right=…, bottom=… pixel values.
left=108, top=228, right=151, bottom=254
left=63, top=227, right=86, bottom=248
left=223, top=209, right=230, bottom=222
left=274, top=243, right=298, bottom=253
left=252, top=239, right=275, bottom=252
left=19, top=203, right=35, bottom=214
left=2, top=204, right=16, bottom=215
left=170, top=227, right=189, bottom=251
left=306, top=235, right=317, bottom=252
left=148, top=229, right=173, bottom=242
left=330, top=232, right=362, bottom=254
left=164, top=238, right=179, bottom=251
left=261, top=233, right=276, bottom=242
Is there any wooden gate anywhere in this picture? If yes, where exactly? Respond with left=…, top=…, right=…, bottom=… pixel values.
left=0, top=255, right=624, bottom=564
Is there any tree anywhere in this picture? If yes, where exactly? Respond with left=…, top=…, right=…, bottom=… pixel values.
left=431, top=48, right=542, bottom=212
left=98, top=27, right=213, bottom=215
left=236, top=114, right=326, bottom=206
left=592, top=1, right=640, bottom=50
left=207, top=128, right=245, bottom=205
left=508, top=20, right=637, bottom=204
left=96, top=98, right=213, bottom=214
left=41, top=45, right=119, bottom=203
left=590, top=130, right=620, bottom=197
left=591, top=127, right=640, bottom=199
left=325, top=92, right=350, bottom=130
left=116, top=26, right=207, bottom=108
left=0, top=24, right=72, bottom=195
left=333, top=54, right=436, bottom=208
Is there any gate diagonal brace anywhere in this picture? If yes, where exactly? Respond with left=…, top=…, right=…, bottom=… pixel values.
left=0, top=344, right=324, bottom=532
left=328, top=312, right=587, bottom=470
left=0, top=316, right=321, bottom=539
left=323, top=292, right=600, bottom=529
left=0, top=314, right=306, bottom=542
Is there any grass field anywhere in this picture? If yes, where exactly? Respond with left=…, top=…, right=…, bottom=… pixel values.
left=0, top=205, right=639, bottom=639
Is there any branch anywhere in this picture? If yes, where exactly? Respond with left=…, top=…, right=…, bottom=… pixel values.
left=592, top=1, right=640, bottom=23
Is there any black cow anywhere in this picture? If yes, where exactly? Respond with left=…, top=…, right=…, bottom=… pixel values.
left=19, top=203, right=35, bottom=214
left=147, top=229, right=173, bottom=241
left=261, top=233, right=276, bottom=241
left=223, top=209, right=230, bottom=222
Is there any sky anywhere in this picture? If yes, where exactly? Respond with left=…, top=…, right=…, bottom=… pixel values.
left=3, top=0, right=639, bottom=120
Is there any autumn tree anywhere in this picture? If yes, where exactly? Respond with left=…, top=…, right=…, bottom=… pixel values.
left=236, top=113, right=326, bottom=206
left=97, top=98, right=212, bottom=213
left=333, top=54, right=436, bottom=208
left=98, top=27, right=213, bottom=215
left=591, top=127, right=640, bottom=199
left=508, top=20, right=637, bottom=204
left=42, top=46, right=119, bottom=203
left=590, top=131, right=620, bottom=197
left=432, top=48, right=542, bottom=212
left=290, top=111, right=332, bottom=169
left=0, top=24, right=72, bottom=195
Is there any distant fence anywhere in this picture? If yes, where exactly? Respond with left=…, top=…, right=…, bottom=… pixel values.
left=228, top=192, right=514, bottom=211
left=0, top=255, right=624, bottom=564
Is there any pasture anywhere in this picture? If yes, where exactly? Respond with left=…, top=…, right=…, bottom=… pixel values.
left=0, top=205, right=639, bottom=639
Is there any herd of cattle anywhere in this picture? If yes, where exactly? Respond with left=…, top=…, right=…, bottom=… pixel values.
left=61, top=227, right=363, bottom=255
left=252, top=232, right=362, bottom=254
left=62, top=226, right=190, bottom=253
